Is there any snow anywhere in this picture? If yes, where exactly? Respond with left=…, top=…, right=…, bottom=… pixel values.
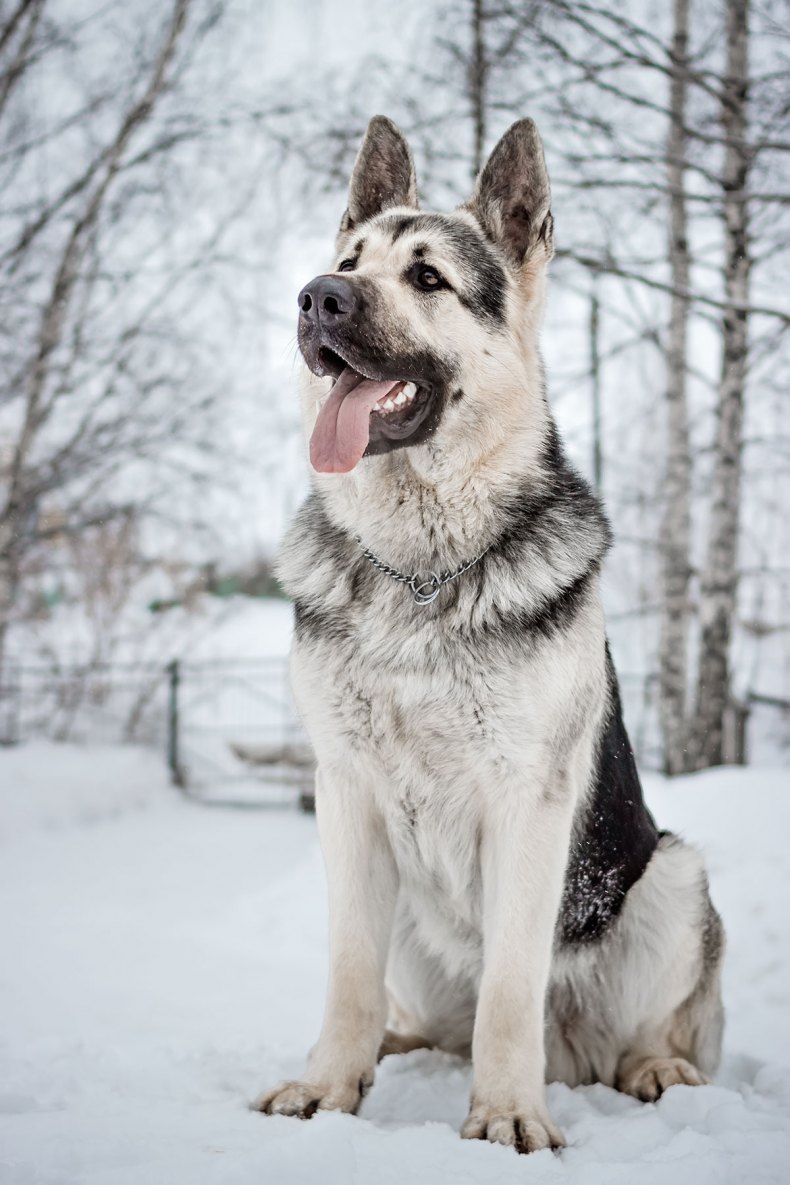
left=0, top=744, right=788, bottom=1184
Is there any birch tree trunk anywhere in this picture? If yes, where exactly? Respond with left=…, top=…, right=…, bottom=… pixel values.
left=688, top=0, right=751, bottom=769
left=658, top=0, right=693, bottom=775
left=469, top=0, right=488, bottom=178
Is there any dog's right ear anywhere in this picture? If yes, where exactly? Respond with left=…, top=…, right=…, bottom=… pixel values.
left=339, top=116, right=418, bottom=238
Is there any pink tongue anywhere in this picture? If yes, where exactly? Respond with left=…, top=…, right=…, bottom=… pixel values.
left=310, top=366, right=403, bottom=473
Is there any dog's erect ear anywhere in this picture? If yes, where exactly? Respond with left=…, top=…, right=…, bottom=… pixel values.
left=340, top=116, right=418, bottom=236
left=466, top=119, right=553, bottom=267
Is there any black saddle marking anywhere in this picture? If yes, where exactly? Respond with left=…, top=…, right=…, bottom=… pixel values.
left=559, top=646, right=659, bottom=945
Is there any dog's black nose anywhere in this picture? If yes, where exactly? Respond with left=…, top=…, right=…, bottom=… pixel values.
left=298, top=275, right=357, bottom=323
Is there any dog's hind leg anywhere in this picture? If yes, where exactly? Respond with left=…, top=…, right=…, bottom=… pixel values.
left=548, top=832, right=725, bottom=1099
left=383, top=896, right=480, bottom=1058
left=616, top=874, right=725, bottom=1101
left=377, top=1030, right=433, bottom=1060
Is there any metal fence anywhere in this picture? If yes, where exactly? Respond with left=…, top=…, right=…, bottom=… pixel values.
left=1, top=657, right=785, bottom=796
left=0, top=657, right=314, bottom=808
left=0, top=659, right=168, bottom=748
left=165, top=658, right=315, bottom=806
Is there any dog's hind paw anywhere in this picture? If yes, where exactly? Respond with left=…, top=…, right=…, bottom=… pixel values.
left=617, top=1055, right=708, bottom=1102
left=461, top=1105, right=565, bottom=1154
left=252, top=1072, right=371, bottom=1118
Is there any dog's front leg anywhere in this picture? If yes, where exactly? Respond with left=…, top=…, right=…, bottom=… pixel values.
left=255, top=766, right=397, bottom=1118
left=462, top=783, right=571, bottom=1154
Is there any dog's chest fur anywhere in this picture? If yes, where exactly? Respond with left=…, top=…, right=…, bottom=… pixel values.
left=315, top=615, right=515, bottom=862
left=289, top=557, right=607, bottom=923
left=275, top=439, right=654, bottom=953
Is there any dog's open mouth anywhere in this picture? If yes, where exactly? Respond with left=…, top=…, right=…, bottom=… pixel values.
left=310, top=347, right=432, bottom=474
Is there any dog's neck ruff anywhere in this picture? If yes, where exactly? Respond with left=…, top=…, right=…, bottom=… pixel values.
left=356, top=537, right=489, bottom=605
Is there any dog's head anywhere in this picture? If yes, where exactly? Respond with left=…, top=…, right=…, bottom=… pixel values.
left=298, top=115, right=554, bottom=475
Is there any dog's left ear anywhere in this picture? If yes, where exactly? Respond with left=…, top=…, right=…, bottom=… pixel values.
left=339, top=115, right=418, bottom=237
left=466, top=119, right=553, bottom=268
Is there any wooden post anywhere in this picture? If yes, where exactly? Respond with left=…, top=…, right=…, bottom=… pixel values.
left=167, top=659, right=185, bottom=788
left=590, top=275, right=603, bottom=494
left=723, top=698, right=749, bottom=766
left=0, top=661, right=17, bottom=746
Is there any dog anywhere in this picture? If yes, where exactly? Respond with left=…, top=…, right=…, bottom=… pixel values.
left=255, top=115, right=725, bottom=1154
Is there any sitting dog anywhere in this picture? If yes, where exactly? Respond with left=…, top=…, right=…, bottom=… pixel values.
left=255, top=115, right=724, bottom=1154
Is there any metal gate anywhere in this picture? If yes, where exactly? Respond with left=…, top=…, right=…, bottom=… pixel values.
left=0, top=656, right=315, bottom=809
left=166, top=658, right=315, bottom=807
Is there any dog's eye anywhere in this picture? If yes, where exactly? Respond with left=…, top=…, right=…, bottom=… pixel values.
left=411, top=264, right=445, bottom=292
left=337, top=259, right=356, bottom=272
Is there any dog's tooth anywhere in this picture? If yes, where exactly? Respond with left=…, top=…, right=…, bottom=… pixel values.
left=403, top=382, right=417, bottom=400
left=372, top=402, right=382, bottom=412
left=394, top=392, right=407, bottom=406
left=382, top=399, right=395, bottom=412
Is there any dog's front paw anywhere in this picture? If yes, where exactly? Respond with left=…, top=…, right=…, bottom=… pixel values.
left=252, top=1070, right=373, bottom=1119
left=461, top=1101, right=565, bottom=1154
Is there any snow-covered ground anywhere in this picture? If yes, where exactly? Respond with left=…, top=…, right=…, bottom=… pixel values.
left=0, top=744, right=788, bottom=1184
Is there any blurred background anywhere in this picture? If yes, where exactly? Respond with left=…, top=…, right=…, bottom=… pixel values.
left=1, top=0, right=788, bottom=800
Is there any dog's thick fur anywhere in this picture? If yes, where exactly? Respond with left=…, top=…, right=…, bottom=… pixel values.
left=255, top=116, right=725, bottom=1154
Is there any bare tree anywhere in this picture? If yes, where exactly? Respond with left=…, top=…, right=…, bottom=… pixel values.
left=0, top=0, right=287, bottom=681
left=688, top=0, right=753, bottom=768
left=0, top=0, right=193, bottom=673
left=497, top=0, right=789, bottom=770
left=658, top=0, right=694, bottom=775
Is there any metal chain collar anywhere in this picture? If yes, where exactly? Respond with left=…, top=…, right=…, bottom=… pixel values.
left=355, top=537, right=490, bottom=605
